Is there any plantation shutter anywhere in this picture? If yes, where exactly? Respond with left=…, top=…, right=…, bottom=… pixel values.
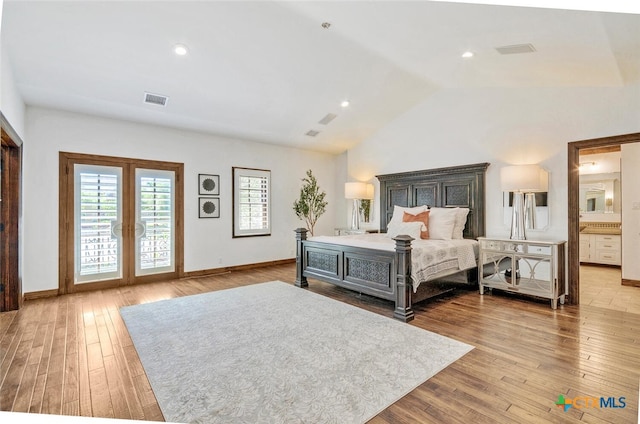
left=74, top=164, right=123, bottom=283
left=135, top=168, right=175, bottom=276
left=233, top=167, right=271, bottom=237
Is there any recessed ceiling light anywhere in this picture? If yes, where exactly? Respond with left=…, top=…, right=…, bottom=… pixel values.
left=340, top=100, right=350, bottom=108
left=174, top=44, right=188, bottom=56
left=461, top=51, right=474, bottom=59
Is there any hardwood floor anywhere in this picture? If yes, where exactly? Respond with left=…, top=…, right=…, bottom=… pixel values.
left=1, top=263, right=638, bottom=423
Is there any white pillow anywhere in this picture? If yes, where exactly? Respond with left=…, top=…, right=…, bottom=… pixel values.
left=428, top=207, right=458, bottom=240
left=385, top=221, right=424, bottom=240
left=388, top=205, right=429, bottom=226
left=452, top=208, right=470, bottom=239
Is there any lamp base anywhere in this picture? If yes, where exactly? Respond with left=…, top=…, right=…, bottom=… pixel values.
left=510, top=191, right=526, bottom=240
left=350, top=199, right=361, bottom=230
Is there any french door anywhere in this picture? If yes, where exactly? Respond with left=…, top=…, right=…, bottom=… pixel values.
left=59, top=152, right=183, bottom=293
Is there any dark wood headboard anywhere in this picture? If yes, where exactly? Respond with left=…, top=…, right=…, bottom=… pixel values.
left=377, top=162, right=490, bottom=239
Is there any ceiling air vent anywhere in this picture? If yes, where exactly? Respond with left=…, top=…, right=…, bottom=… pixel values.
left=318, top=113, right=337, bottom=125
left=305, top=130, right=320, bottom=137
left=144, top=92, right=169, bottom=106
left=495, top=43, right=536, bottom=55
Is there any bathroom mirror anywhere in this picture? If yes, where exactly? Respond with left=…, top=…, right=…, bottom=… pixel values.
left=582, top=184, right=606, bottom=212
left=579, top=174, right=619, bottom=213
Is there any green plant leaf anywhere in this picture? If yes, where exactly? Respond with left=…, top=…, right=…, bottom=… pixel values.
left=293, top=169, right=328, bottom=236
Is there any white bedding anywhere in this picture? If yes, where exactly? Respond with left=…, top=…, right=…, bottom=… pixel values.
left=308, top=234, right=478, bottom=292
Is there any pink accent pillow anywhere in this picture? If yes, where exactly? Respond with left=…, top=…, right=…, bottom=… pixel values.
left=403, top=210, right=430, bottom=239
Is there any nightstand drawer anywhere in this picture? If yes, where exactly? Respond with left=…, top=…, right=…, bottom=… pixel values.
left=479, top=239, right=501, bottom=250
left=334, top=228, right=366, bottom=236
left=526, top=244, right=552, bottom=256
left=479, top=239, right=524, bottom=253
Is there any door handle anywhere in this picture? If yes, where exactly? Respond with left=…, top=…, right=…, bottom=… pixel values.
left=111, top=221, right=123, bottom=238
left=135, top=222, right=146, bottom=238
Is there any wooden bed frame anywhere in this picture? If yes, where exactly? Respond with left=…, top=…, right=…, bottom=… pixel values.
left=295, top=162, right=489, bottom=322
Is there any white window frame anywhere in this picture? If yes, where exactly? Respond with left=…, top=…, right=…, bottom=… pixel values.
left=232, top=167, right=271, bottom=237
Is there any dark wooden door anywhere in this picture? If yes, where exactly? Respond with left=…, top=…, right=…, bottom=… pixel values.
left=1, top=118, right=23, bottom=312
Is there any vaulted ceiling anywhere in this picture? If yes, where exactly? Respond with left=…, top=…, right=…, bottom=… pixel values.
left=2, top=1, right=639, bottom=154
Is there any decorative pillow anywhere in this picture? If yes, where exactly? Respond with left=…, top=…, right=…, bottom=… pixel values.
left=385, top=221, right=424, bottom=240
left=388, top=205, right=429, bottom=226
left=427, top=207, right=458, bottom=240
left=402, top=210, right=430, bottom=239
left=452, top=208, right=470, bottom=239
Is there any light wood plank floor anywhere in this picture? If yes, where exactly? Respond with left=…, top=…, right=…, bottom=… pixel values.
left=1, top=263, right=639, bottom=423
left=580, top=265, right=640, bottom=314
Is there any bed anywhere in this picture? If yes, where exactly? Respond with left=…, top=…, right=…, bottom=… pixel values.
left=294, top=162, right=489, bottom=322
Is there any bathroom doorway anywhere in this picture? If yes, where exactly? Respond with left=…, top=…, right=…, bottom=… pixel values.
left=568, top=132, right=640, bottom=305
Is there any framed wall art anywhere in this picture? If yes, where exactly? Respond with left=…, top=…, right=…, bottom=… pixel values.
left=199, top=174, right=220, bottom=196
left=199, top=197, right=220, bottom=218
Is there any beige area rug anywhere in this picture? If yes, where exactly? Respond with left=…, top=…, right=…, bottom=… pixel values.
left=120, top=281, right=473, bottom=423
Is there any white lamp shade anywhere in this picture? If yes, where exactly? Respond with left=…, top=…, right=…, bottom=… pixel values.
left=501, top=164, right=546, bottom=192
left=364, top=183, right=374, bottom=200
left=345, top=182, right=371, bottom=199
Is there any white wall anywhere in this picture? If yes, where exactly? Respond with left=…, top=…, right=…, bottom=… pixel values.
left=333, top=151, right=349, bottom=229
left=621, top=142, right=640, bottom=281
left=347, top=84, right=640, bottom=240
left=23, top=107, right=340, bottom=293
left=0, top=3, right=26, bottom=139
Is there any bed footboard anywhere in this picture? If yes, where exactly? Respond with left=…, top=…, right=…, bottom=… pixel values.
left=294, top=228, right=415, bottom=322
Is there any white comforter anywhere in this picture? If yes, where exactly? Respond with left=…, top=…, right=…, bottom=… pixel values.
left=308, top=234, right=478, bottom=292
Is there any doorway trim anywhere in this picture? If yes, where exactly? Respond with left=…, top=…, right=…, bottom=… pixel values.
left=0, top=113, right=23, bottom=312
left=59, top=152, right=184, bottom=294
left=567, top=132, right=640, bottom=304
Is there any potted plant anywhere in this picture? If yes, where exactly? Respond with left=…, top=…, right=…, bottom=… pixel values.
left=293, top=169, right=327, bottom=236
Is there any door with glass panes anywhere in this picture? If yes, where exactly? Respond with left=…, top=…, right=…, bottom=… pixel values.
left=60, top=153, right=183, bottom=293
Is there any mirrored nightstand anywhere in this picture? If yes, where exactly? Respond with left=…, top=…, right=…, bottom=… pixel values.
left=478, top=237, right=567, bottom=309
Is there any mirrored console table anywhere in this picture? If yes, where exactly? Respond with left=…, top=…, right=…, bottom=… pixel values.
left=479, top=237, right=567, bottom=309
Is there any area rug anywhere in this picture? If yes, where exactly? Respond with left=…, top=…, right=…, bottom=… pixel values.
left=120, top=281, right=473, bottom=423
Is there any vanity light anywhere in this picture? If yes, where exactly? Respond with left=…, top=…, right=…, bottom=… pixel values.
left=173, top=44, right=189, bottom=56
left=605, top=197, right=613, bottom=213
